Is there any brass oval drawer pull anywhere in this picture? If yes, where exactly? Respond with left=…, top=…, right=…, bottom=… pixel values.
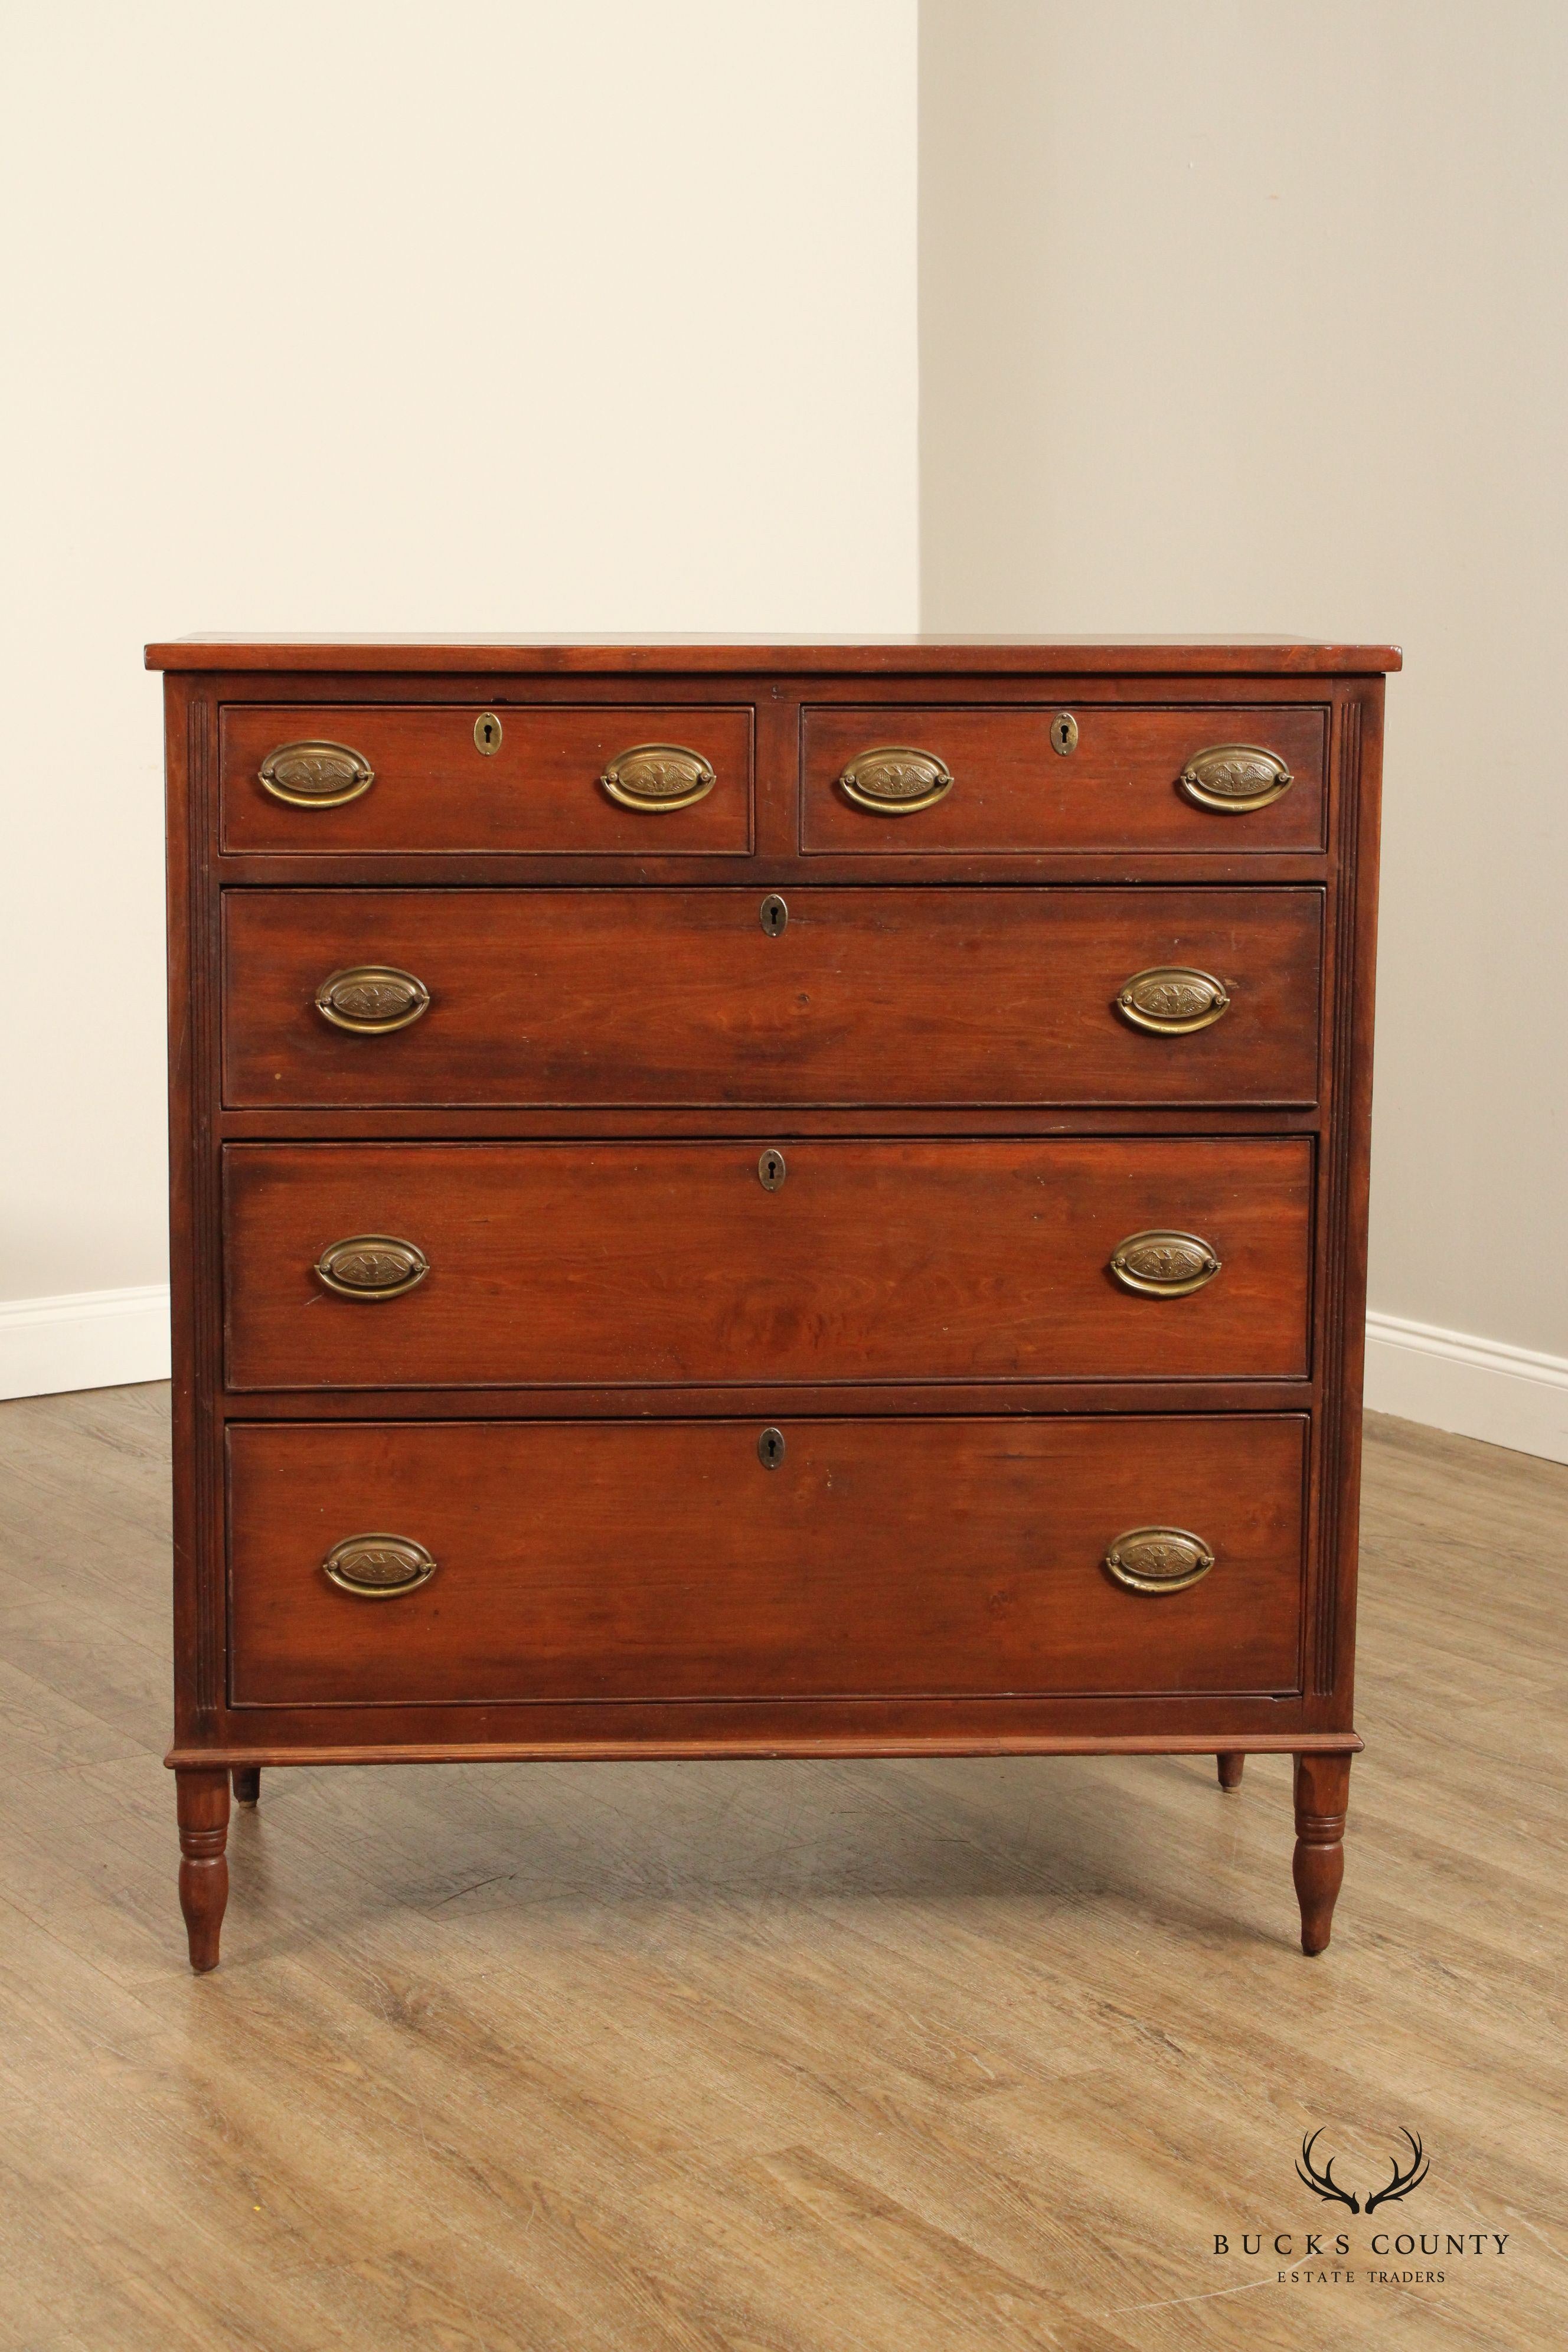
left=322, top=1533, right=437, bottom=1598
left=1104, top=1527, right=1216, bottom=1594
left=1179, top=743, right=1293, bottom=812
left=314, top=1235, right=430, bottom=1301
left=1109, top=1230, right=1221, bottom=1297
left=1116, top=965, right=1231, bottom=1034
left=314, top=965, right=431, bottom=1034
left=258, top=740, right=375, bottom=808
left=837, top=746, right=954, bottom=814
left=600, top=743, right=716, bottom=811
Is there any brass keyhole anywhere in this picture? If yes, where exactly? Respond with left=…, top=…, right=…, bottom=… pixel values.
left=760, top=894, right=788, bottom=937
left=1051, top=712, right=1079, bottom=756
left=757, top=1427, right=786, bottom=1469
left=474, top=712, right=502, bottom=754
left=758, top=1148, right=786, bottom=1191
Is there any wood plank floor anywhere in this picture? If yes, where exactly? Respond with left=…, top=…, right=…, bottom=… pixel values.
left=0, top=1385, right=1562, bottom=2351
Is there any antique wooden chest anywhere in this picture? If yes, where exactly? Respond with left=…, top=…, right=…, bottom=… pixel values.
left=146, top=636, right=1398, bottom=1968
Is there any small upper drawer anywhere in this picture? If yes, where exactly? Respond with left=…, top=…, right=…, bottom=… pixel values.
left=801, top=705, right=1326, bottom=854
left=218, top=704, right=753, bottom=855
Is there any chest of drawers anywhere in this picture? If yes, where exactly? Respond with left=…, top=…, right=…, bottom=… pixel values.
left=147, top=635, right=1398, bottom=1969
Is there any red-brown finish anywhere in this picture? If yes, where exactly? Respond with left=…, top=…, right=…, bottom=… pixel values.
left=221, top=888, right=1324, bottom=1109
left=1293, top=1749, right=1351, bottom=1953
left=231, top=1766, right=260, bottom=1804
left=802, top=704, right=1326, bottom=854
left=156, top=638, right=1391, bottom=1967
left=148, top=636, right=1402, bottom=675
left=226, top=1415, right=1309, bottom=1708
left=220, top=703, right=753, bottom=857
left=1216, top=1750, right=1246, bottom=1789
left=176, top=1766, right=229, bottom=1971
left=223, top=1137, right=1312, bottom=1390
left=174, top=1732, right=1362, bottom=1766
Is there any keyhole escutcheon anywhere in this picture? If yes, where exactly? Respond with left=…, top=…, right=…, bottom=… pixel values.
left=757, top=1427, right=786, bottom=1469
left=760, top=893, right=788, bottom=936
left=475, top=713, right=502, bottom=754
left=758, top=1148, right=786, bottom=1191
left=1051, top=712, right=1079, bottom=756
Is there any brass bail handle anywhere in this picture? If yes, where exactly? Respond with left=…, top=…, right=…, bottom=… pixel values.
left=1103, top=1527, right=1216, bottom=1594
left=1109, top=1230, right=1221, bottom=1298
left=314, top=1235, right=430, bottom=1300
left=314, top=965, right=431, bottom=1034
left=322, top=1534, right=437, bottom=1598
left=1179, top=743, right=1293, bottom=812
left=258, top=741, right=375, bottom=808
left=837, top=747, right=954, bottom=814
left=1115, top=966, right=1231, bottom=1035
left=600, top=744, right=716, bottom=811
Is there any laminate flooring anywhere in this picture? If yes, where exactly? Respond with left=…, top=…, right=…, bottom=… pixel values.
left=0, top=1384, right=1562, bottom=2351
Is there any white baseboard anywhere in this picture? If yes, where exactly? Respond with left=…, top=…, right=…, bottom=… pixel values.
left=0, top=1285, right=1563, bottom=1465
left=1364, top=1310, right=1568, bottom=1465
left=0, top=1283, right=171, bottom=1403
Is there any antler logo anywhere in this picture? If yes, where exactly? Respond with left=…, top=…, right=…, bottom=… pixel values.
left=1296, top=2129, right=1360, bottom=2211
left=1365, top=2132, right=1429, bottom=2213
left=1297, top=2129, right=1429, bottom=2214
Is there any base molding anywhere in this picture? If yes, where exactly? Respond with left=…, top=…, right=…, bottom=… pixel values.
left=166, top=1732, right=1365, bottom=1768
left=1364, top=1310, right=1568, bottom=1465
left=0, top=1283, right=171, bottom=1403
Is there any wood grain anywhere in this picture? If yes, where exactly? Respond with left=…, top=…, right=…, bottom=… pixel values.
left=224, top=1415, right=1309, bottom=1707
left=175, top=1765, right=229, bottom=1969
left=221, top=1136, right=1312, bottom=1390
left=145, top=633, right=1404, bottom=672
left=219, top=702, right=754, bottom=856
left=221, top=886, right=1325, bottom=1109
left=167, top=645, right=1380, bottom=1991
left=0, top=1387, right=1560, bottom=2352
left=802, top=703, right=1327, bottom=854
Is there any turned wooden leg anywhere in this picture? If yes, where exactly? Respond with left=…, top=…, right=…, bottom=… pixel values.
left=1292, top=1752, right=1351, bottom=1956
left=232, top=1766, right=261, bottom=1806
left=1216, top=1752, right=1246, bottom=1791
left=177, top=1767, right=231, bottom=1972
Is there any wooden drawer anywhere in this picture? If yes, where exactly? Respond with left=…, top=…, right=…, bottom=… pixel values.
left=227, top=1415, right=1309, bottom=1706
left=222, top=887, right=1322, bottom=1108
left=223, top=1138, right=1312, bottom=1389
left=802, top=705, right=1326, bottom=854
left=219, top=704, right=753, bottom=855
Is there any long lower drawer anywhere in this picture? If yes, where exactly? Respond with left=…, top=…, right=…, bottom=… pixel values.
left=223, top=1137, right=1312, bottom=1387
left=226, top=1415, right=1308, bottom=1706
left=221, top=887, right=1323, bottom=1107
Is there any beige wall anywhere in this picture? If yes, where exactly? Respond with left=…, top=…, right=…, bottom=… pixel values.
left=0, top=1, right=918, bottom=1306
left=920, top=0, right=1567, bottom=1360
left=5, top=0, right=1562, bottom=1407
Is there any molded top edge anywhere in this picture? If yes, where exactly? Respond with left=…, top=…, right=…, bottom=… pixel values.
left=145, top=633, right=1403, bottom=675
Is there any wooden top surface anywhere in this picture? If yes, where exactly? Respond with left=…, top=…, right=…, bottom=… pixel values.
left=145, top=634, right=1402, bottom=675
